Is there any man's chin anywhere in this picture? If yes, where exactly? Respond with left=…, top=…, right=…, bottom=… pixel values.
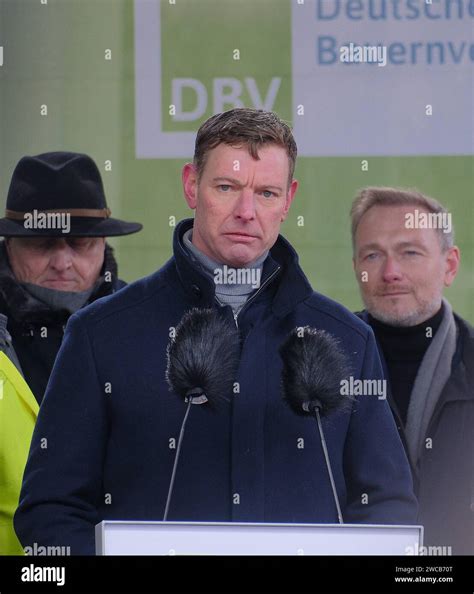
left=370, top=309, right=418, bottom=327
left=365, top=300, right=438, bottom=327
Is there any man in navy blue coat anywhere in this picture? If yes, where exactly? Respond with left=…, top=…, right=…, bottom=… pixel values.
left=15, top=109, right=417, bottom=555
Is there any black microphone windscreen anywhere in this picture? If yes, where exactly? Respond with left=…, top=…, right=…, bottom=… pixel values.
left=166, top=308, right=240, bottom=407
left=279, top=326, right=353, bottom=416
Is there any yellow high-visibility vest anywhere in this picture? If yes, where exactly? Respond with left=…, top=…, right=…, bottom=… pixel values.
left=0, top=351, right=39, bottom=555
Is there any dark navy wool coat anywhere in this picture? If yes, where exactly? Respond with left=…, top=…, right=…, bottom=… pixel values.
left=15, top=219, right=417, bottom=554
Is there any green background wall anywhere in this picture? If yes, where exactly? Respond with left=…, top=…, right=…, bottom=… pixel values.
left=0, top=0, right=472, bottom=321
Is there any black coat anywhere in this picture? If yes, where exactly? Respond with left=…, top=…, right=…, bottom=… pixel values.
left=358, top=310, right=474, bottom=554
left=0, top=241, right=125, bottom=404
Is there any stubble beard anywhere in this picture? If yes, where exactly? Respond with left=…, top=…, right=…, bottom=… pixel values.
left=363, top=292, right=443, bottom=327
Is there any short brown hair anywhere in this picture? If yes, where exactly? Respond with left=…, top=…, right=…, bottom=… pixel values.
left=193, top=108, right=297, bottom=188
left=350, top=186, right=454, bottom=252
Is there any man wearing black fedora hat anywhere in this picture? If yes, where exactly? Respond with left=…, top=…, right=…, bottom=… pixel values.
left=0, top=151, right=142, bottom=404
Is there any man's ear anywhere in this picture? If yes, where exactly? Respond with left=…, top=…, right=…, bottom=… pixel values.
left=444, top=245, right=460, bottom=287
left=281, top=179, right=298, bottom=222
left=182, top=163, right=199, bottom=210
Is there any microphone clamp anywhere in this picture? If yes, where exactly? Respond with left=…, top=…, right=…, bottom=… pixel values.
left=184, top=388, right=208, bottom=405
left=302, top=399, right=322, bottom=413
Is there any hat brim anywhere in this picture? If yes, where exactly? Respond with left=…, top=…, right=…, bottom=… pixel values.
left=0, top=217, right=143, bottom=237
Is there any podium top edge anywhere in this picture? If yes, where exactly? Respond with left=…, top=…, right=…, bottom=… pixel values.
left=96, top=521, right=423, bottom=531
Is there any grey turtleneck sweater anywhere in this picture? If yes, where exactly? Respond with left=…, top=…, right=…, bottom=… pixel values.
left=183, top=228, right=268, bottom=315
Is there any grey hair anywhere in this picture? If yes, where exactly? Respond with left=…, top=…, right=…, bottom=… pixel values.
left=350, top=186, right=454, bottom=253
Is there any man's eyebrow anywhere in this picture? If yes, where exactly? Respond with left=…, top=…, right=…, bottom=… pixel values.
left=212, top=177, right=243, bottom=186
left=212, top=177, right=283, bottom=192
left=255, top=184, right=283, bottom=193
left=358, top=240, right=427, bottom=253
left=358, top=242, right=382, bottom=253
left=396, top=241, right=427, bottom=250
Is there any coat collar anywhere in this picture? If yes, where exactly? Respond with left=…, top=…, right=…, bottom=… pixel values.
left=172, top=218, right=314, bottom=317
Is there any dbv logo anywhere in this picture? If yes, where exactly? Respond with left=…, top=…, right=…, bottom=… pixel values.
left=169, top=78, right=281, bottom=122
left=134, top=0, right=290, bottom=158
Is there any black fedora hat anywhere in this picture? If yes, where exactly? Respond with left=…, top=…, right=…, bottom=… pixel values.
left=0, top=152, right=143, bottom=237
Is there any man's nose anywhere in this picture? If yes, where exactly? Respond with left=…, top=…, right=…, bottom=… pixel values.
left=382, top=256, right=403, bottom=283
left=233, top=189, right=256, bottom=221
left=49, top=242, right=73, bottom=270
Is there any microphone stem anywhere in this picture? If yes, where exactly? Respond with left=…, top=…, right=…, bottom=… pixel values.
left=163, top=397, right=193, bottom=521
left=314, top=408, right=344, bottom=525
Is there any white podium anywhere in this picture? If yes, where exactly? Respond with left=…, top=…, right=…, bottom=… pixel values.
left=95, top=521, right=423, bottom=555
